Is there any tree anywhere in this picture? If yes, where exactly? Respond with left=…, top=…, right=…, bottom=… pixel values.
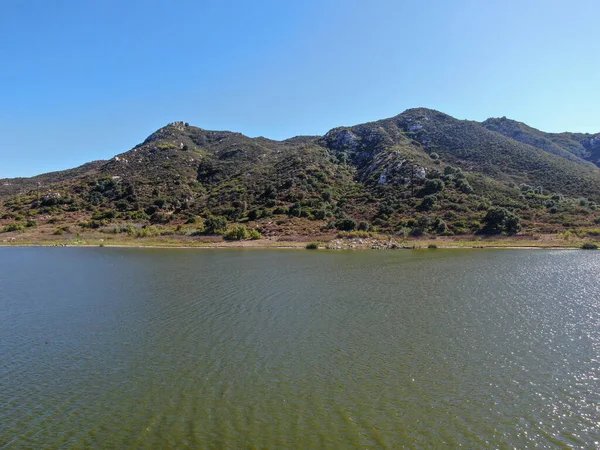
left=421, top=178, right=445, bottom=196
left=335, top=218, right=356, bottom=231
left=481, top=207, right=521, bottom=234
left=418, top=195, right=437, bottom=211
left=203, top=216, right=228, bottom=235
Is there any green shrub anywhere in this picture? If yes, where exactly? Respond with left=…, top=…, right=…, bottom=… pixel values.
left=306, top=242, right=319, bottom=249
left=135, top=226, right=160, bottom=238
left=428, top=244, right=438, bottom=249
left=581, top=242, right=598, bottom=250
left=126, top=211, right=150, bottom=221
left=313, top=209, right=327, bottom=220
left=456, top=179, right=474, bottom=194
left=337, top=230, right=372, bottom=239
left=203, top=216, right=228, bottom=235
left=79, top=220, right=103, bottom=229
left=25, top=220, right=38, bottom=228
left=224, top=225, right=250, bottom=241
left=53, top=226, right=70, bottom=235
left=248, top=209, right=260, bottom=221
left=432, top=218, right=447, bottom=234
left=335, top=218, right=356, bottom=231
left=248, top=229, right=261, bottom=240
left=421, top=178, right=445, bottom=195
left=2, top=223, right=24, bottom=233
left=150, top=212, right=170, bottom=224
left=418, top=195, right=437, bottom=211
left=357, top=221, right=370, bottom=231
left=481, top=207, right=522, bottom=235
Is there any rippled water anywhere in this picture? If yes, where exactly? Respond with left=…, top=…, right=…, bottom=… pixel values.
left=0, top=248, right=599, bottom=448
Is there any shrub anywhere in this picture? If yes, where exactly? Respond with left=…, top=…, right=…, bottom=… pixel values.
left=306, top=242, right=319, bottom=249
left=2, top=223, right=24, bottom=233
left=418, top=195, right=437, bottom=211
left=79, top=220, right=102, bottom=229
left=119, top=225, right=135, bottom=235
left=357, top=221, right=370, bottom=231
left=335, top=218, right=356, bottom=231
left=135, top=226, right=160, bottom=238
left=25, top=220, right=38, bottom=228
left=126, top=211, right=150, bottom=221
left=248, top=229, right=261, bottom=240
left=313, top=209, right=327, bottom=220
left=432, top=218, right=447, bottom=234
left=421, top=178, right=445, bottom=195
left=248, top=209, right=260, bottom=221
left=481, top=207, right=522, bottom=235
left=92, top=210, right=116, bottom=220
left=150, top=212, right=170, bottom=224
left=203, top=216, right=228, bottom=235
left=224, top=225, right=249, bottom=241
left=145, top=205, right=159, bottom=215
left=53, top=226, right=70, bottom=235
left=428, top=244, right=438, bottom=249
left=456, top=179, right=474, bottom=194
left=581, top=242, right=598, bottom=250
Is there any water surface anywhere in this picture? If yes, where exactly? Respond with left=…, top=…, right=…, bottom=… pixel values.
left=1, top=248, right=599, bottom=448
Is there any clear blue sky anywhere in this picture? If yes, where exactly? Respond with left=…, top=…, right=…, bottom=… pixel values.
left=1, top=0, right=599, bottom=178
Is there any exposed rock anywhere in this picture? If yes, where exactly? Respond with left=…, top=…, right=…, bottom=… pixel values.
left=43, top=192, right=61, bottom=200
left=326, top=237, right=417, bottom=250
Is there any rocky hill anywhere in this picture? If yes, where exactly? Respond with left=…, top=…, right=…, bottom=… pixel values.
left=2, top=111, right=600, bottom=241
left=482, top=116, right=600, bottom=167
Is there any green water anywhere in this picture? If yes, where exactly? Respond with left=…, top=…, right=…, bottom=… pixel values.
left=0, top=248, right=598, bottom=448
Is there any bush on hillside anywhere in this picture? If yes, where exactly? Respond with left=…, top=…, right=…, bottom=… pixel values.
left=224, top=225, right=249, bottom=240
left=480, top=207, right=522, bottom=235
left=335, top=218, right=356, bottom=231
left=203, top=216, right=228, bottom=235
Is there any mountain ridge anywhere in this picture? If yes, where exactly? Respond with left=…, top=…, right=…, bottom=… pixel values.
left=2, top=108, right=600, bottom=241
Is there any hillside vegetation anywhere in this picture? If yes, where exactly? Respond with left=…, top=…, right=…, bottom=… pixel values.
left=2, top=111, right=600, bottom=245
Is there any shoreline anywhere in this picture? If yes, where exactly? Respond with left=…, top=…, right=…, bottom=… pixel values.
left=0, top=238, right=589, bottom=251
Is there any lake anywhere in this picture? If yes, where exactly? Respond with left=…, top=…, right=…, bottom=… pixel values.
left=0, top=248, right=598, bottom=448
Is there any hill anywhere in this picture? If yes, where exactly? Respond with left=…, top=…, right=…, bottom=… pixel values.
left=482, top=116, right=600, bottom=167
left=2, top=112, right=600, bottom=244
left=0, top=161, right=106, bottom=198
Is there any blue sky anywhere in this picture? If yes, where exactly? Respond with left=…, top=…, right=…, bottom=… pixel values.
left=1, top=0, right=599, bottom=178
